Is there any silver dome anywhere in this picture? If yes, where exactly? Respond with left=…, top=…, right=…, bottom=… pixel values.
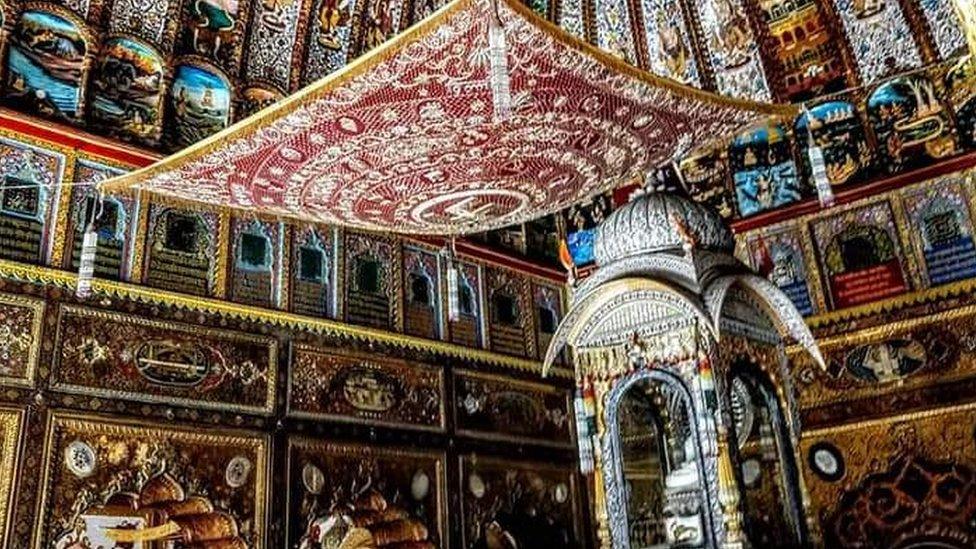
left=593, top=192, right=734, bottom=266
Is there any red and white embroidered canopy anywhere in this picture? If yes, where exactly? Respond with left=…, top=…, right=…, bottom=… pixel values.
left=100, top=0, right=791, bottom=235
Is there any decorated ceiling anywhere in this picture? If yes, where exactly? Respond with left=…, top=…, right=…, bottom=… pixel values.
left=96, top=0, right=785, bottom=235
left=0, top=0, right=966, bottom=153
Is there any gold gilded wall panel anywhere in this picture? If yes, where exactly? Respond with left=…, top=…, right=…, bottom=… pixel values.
left=453, top=370, right=573, bottom=448
left=0, top=292, right=43, bottom=388
left=33, top=411, right=269, bottom=548
left=799, top=403, right=976, bottom=546
left=791, top=303, right=976, bottom=418
left=288, top=344, right=445, bottom=431
left=0, top=407, right=23, bottom=547
left=51, top=304, right=278, bottom=415
left=287, top=438, right=447, bottom=548
left=459, top=455, right=580, bottom=548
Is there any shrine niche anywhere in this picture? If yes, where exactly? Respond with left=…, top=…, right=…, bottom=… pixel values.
left=402, top=245, right=441, bottom=340
left=0, top=136, right=65, bottom=265
left=66, top=159, right=131, bottom=280
left=679, top=143, right=735, bottom=219
left=5, top=9, right=91, bottom=123
left=446, top=260, right=482, bottom=349
left=543, top=188, right=822, bottom=548
left=637, top=0, right=701, bottom=85
left=453, top=369, right=572, bottom=446
left=486, top=267, right=533, bottom=358
left=459, top=455, right=580, bottom=548
left=289, top=225, right=333, bottom=318
left=945, top=57, right=976, bottom=149
left=229, top=218, right=279, bottom=308
left=756, top=0, right=847, bottom=101
left=288, top=345, right=445, bottom=431
left=867, top=73, right=956, bottom=173
left=745, top=225, right=818, bottom=316
left=36, top=412, right=268, bottom=548
left=0, top=292, right=44, bottom=387
left=52, top=304, right=278, bottom=415
left=729, top=123, right=803, bottom=217
left=88, top=37, right=165, bottom=145
left=144, top=205, right=219, bottom=296
left=795, top=99, right=872, bottom=188
left=812, top=201, right=910, bottom=309
left=0, top=407, right=21, bottom=548
left=900, top=177, right=976, bottom=286
left=344, top=231, right=398, bottom=330
left=532, top=282, right=563, bottom=361
left=287, top=438, right=446, bottom=548
left=165, top=63, right=231, bottom=151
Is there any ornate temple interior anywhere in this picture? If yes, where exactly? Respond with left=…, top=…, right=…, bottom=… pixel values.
left=0, top=0, right=973, bottom=546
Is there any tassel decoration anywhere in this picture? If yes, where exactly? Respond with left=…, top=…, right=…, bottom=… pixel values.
left=447, top=262, right=460, bottom=322
left=76, top=222, right=98, bottom=299
left=808, top=144, right=835, bottom=208
left=803, top=103, right=835, bottom=208
left=488, top=0, right=512, bottom=122
left=574, top=386, right=594, bottom=474
left=76, top=194, right=103, bottom=299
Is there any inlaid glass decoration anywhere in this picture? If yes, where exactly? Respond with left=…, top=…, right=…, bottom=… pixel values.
left=523, top=0, right=548, bottom=17
left=729, top=124, right=802, bottom=216
left=594, top=0, right=639, bottom=64
left=303, top=0, right=361, bottom=84
left=757, top=0, right=846, bottom=101
left=695, top=0, right=771, bottom=100
left=829, top=0, right=921, bottom=84
left=357, top=0, right=408, bottom=55
left=917, top=0, right=966, bottom=59
left=557, top=0, right=585, bottom=38
left=867, top=73, right=955, bottom=173
left=245, top=0, right=304, bottom=90
left=639, top=0, right=700, bottom=85
left=795, top=100, right=872, bottom=187
left=746, top=226, right=817, bottom=316
left=945, top=58, right=976, bottom=148
left=901, top=178, right=976, bottom=286
left=412, top=0, right=447, bottom=24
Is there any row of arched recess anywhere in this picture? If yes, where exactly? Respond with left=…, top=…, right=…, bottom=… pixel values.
left=1, top=6, right=282, bottom=151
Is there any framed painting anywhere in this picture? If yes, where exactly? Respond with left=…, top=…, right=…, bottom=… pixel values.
left=287, top=438, right=447, bottom=548
left=34, top=411, right=269, bottom=548
left=0, top=292, right=44, bottom=388
left=288, top=344, right=445, bottom=431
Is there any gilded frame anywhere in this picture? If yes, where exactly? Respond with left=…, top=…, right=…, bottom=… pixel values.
left=32, top=410, right=270, bottom=549
left=452, top=368, right=573, bottom=448
left=0, top=292, right=44, bottom=388
left=286, top=343, right=447, bottom=432
left=285, top=437, right=449, bottom=548
left=50, top=304, right=279, bottom=415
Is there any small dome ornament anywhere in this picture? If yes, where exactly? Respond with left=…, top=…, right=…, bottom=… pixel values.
left=592, top=186, right=734, bottom=267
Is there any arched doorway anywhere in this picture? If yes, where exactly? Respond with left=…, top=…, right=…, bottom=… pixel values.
left=727, top=359, right=806, bottom=547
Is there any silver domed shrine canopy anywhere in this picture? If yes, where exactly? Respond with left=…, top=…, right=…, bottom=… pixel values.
left=98, top=0, right=793, bottom=236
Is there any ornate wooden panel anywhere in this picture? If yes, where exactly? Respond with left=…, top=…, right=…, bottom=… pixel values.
left=287, top=438, right=447, bottom=548
left=33, top=411, right=269, bottom=548
left=144, top=205, right=222, bottom=297
left=446, top=260, right=483, bottom=349
left=344, top=231, right=399, bottom=330
left=454, top=369, right=572, bottom=447
left=288, top=344, right=445, bottom=431
left=485, top=267, right=534, bottom=358
left=229, top=217, right=282, bottom=309
left=0, top=292, right=44, bottom=388
left=402, top=245, right=441, bottom=340
left=0, top=407, right=23, bottom=547
left=51, top=304, right=278, bottom=415
left=458, top=455, right=580, bottom=548
left=65, top=158, right=133, bottom=280
left=289, top=224, right=334, bottom=318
